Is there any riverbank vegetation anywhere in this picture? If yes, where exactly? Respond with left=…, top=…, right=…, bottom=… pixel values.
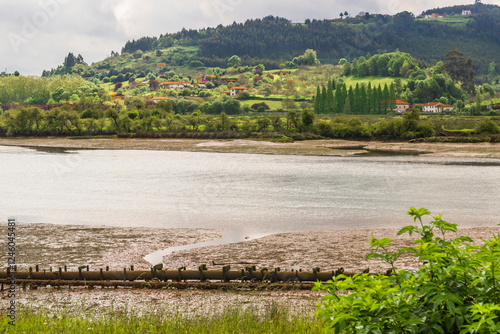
left=1, top=304, right=321, bottom=334
left=1, top=99, right=499, bottom=143
left=315, top=208, right=500, bottom=333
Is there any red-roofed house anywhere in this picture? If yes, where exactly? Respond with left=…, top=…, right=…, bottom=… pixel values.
left=161, top=81, right=184, bottom=89
left=110, top=93, right=125, bottom=100
left=149, top=96, right=170, bottom=104
left=202, top=75, right=216, bottom=82
left=395, top=100, right=411, bottom=113
left=425, top=13, right=443, bottom=19
left=416, top=102, right=453, bottom=113
left=229, top=87, right=247, bottom=96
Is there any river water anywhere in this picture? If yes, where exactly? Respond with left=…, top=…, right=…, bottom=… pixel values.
left=1, top=145, right=499, bottom=239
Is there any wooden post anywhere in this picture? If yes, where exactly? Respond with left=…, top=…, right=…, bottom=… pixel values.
left=86, top=265, right=89, bottom=271
left=222, top=266, right=230, bottom=282
left=59, top=267, right=62, bottom=279
left=64, top=265, right=67, bottom=272
left=123, top=268, right=126, bottom=281
left=106, top=266, right=109, bottom=271
left=130, top=265, right=134, bottom=271
left=36, top=265, right=39, bottom=272
left=247, top=266, right=253, bottom=280
left=199, top=264, right=207, bottom=282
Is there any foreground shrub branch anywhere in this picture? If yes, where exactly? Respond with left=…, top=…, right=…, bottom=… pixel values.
left=314, top=207, right=500, bottom=333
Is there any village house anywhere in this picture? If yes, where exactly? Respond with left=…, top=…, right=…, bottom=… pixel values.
left=416, top=102, right=454, bottom=113
left=148, top=96, right=169, bottom=104
left=229, top=86, right=247, bottom=96
left=202, top=75, right=216, bottom=82
left=462, top=10, right=472, bottom=16
left=161, top=81, right=184, bottom=89
left=395, top=100, right=411, bottom=113
left=425, top=13, right=443, bottom=19
left=110, top=92, right=125, bottom=100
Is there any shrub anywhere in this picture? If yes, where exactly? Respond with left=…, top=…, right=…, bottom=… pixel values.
left=314, top=207, right=500, bottom=334
left=475, top=118, right=500, bottom=134
left=272, top=134, right=294, bottom=143
left=189, top=60, right=204, bottom=68
left=251, top=102, right=270, bottom=111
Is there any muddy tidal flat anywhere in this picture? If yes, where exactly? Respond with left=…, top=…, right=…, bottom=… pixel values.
left=1, top=223, right=498, bottom=314
left=1, top=137, right=500, bottom=158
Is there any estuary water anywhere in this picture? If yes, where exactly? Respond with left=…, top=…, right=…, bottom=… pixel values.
left=1, top=145, right=499, bottom=239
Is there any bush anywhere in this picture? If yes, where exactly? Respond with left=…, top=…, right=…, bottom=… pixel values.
left=315, top=207, right=500, bottom=334
left=271, top=134, right=294, bottom=143
left=475, top=118, right=500, bottom=134
left=189, top=60, right=204, bottom=68
left=251, top=102, right=270, bottom=111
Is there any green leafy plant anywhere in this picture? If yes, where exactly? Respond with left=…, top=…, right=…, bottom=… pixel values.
left=314, top=207, right=500, bottom=333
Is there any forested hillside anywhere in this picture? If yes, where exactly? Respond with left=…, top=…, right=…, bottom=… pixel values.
left=116, top=4, right=500, bottom=80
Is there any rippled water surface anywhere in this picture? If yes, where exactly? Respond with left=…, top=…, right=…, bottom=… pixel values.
left=1, top=145, right=499, bottom=236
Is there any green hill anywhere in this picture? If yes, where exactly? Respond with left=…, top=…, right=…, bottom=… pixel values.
left=41, top=3, right=500, bottom=84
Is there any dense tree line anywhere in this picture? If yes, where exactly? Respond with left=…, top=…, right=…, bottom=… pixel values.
left=0, top=101, right=441, bottom=142
left=344, top=52, right=425, bottom=78
left=314, top=79, right=396, bottom=114
left=0, top=75, right=95, bottom=105
left=334, top=52, right=470, bottom=107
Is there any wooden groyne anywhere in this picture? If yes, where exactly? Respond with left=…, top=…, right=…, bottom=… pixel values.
left=0, top=265, right=376, bottom=290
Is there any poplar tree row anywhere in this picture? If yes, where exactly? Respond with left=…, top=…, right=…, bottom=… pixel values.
left=314, top=79, right=397, bottom=114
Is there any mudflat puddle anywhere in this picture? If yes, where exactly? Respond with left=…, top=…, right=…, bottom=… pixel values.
left=144, top=229, right=270, bottom=266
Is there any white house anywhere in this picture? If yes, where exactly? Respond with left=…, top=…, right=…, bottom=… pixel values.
left=417, top=102, right=454, bottom=113
left=462, top=10, right=472, bottom=16
left=395, top=100, right=411, bottom=113
left=229, top=87, right=247, bottom=96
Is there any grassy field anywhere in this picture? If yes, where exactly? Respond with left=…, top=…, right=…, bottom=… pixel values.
left=417, top=16, right=470, bottom=28
left=0, top=305, right=322, bottom=334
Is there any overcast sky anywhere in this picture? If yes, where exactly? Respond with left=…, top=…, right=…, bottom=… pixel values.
left=1, top=0, right=499, bottom=76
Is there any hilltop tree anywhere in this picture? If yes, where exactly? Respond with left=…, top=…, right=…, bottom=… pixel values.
left=227, top=55, right=241, bottom=67
left=293, top=49, right=320, bottom=66
left=64, top=53, right=77, bottom=68
left=393, top=11, right=415, bottom=30
left=443, top=50, right=476, bottom=93
left=63, top=53, right=85, bottom=69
